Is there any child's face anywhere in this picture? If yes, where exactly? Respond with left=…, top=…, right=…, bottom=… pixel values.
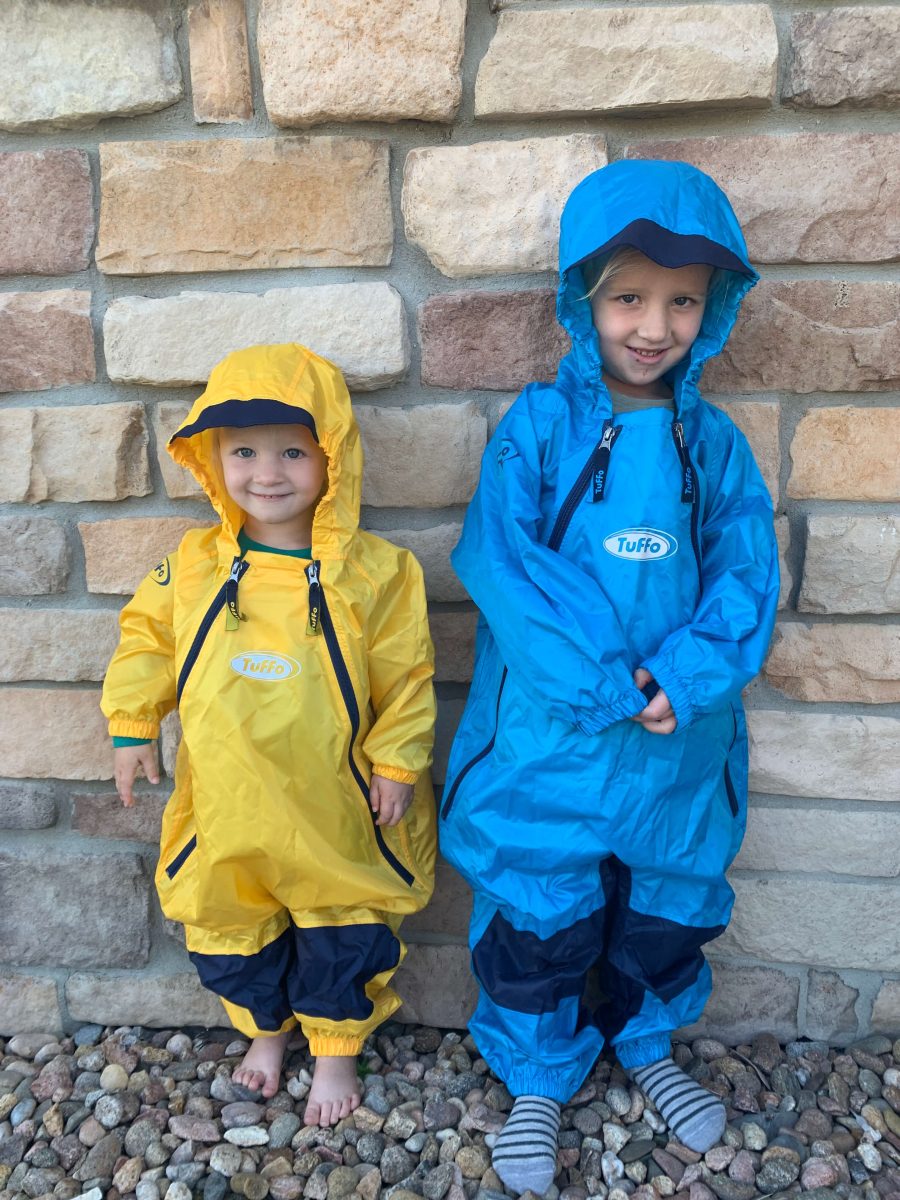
left=218, top=423, right=327, bottom=548
left=590, top=254, right=713, bottom=398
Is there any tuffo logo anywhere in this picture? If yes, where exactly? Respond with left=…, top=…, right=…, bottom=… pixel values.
left=603, top=528, right=678, bottom=561
left=230, top=652, right=301, bottom=681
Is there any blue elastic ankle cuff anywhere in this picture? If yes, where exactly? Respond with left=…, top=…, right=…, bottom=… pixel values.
left=614, top=1032, right=672, bottom=1070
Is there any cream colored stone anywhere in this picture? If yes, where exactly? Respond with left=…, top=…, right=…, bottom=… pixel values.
left=476, top=7, right=776, bottom=117
left=80, top=517, right=214, bottom=595
left=189, top=0, right=252, bottom=123
left=0, top=688, right=112, bottom=780
left=374, top=525, right=466, bottom=602
left=0, top=610, right=120, bottom=683
left=259, top=0, right=466, bottom=125
left=765, top=622, right=900, bottom=703
left=716, top=877, right=900, bottom=972
left=748, top=711, right=900, bottom=802
left=402, top=136, right=608, bottom=278
left=775, top=516, right=793, bottom=611
left=0, top=974, right=63, bottom=1036
left=97, top=138, right=392, bottom=274
left=0, top=404, right=149, bottom=503
left=785, top=8, right=900, bottom=109
left=431, top=611, right=477, bottom=683
left=104, top=285, right=408, bottom=391
left=0, top=0, right=182, bottom=131
left=789, top=407, right=900, bottom=501
left=715, top=400, right=779, bottom=505
left=799, top=516, right=900, bottom=614
left=160, top=710, right=182, bottom=780
left=153, top=403, right=204, bottom=500
left=871, top=981, right=900, bottom=1034
left=735, top=805, right=900, bottom=876
left=676, top=961, right=800, bottom=1043
left=395, top=943, right=477, bottom=1028
left=66, top=972, right=229, bottom=1029
left=357, top=404, right=487, bottom=508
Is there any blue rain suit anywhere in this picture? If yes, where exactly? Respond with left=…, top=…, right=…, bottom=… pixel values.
left=440, top=161, right=780, bottom=1101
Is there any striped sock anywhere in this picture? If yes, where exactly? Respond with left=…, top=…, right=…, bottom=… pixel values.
left=492, top=1094, right=561, bottom=1196
left=631, top=1057, right=726, bottom=1153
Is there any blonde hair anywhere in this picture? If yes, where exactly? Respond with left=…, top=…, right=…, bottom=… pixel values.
left=579, top=247, right=648, bottom=301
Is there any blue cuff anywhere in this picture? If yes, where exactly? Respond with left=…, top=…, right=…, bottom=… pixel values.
left=574, top=684, right=647, bottom=736
left=640, top=655, right=695, bottom=730
left=614, top=1032, right=672, bottom=1070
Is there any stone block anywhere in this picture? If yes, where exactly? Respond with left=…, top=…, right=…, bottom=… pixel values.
left=152, top=403, right=205, bottom=500
left=705, top=282, right=900, bottom=394
left=372, top=525, right=466, bottom=602
left=775, top=516, right=792, bottom=611
left=748, top=711, right=899, bottom=801
left=80, top=517, right=213, bottom=595
left=97, top=138, right=392, bottom=274
left=66, top=972, right=228, bottom=1028
left=677, top=960, right=799, bottom=1044
left=188, top=0, right=252, bottom=123
left=160, top=710, right=182, bottom=780
left=0, top=689, right=112, bottom=781
left=765, top=622, right=900, bottom=703
left=0, top=150, right=93, bottom=275
left=431, top=611, right=477, bottom=683
left=735, top=805, right=900, bottom=877
left=629, top=135, right=900, bottom=264
left=716, top=877, right=900, bottom=972
left=0, top=974, right=63, bottom=1036
left=0, top=609, right=119, bottom=683
left=804, top=971, right=859, bottom=1043
left=788, top=407, right=900, bottom=500
left=476, top=6, right=776, bottom=117
left=357, top=403, right=486, bottom=508
left=0, top=782, right=57, bottom=830
left=0, top=517, right=69, bottom=596
left=419, top=289, right=569, bottom=391
left=405, top=856, right=472, bottom=940
left=433, top=697, right=466, bottom=788
left=0, top=0, right=182, bottom=131
left=0, top=849, right=150, bottom=967
left=785, top=8, right=900, bottom=109
left=799, top=516, right=899, bottom=614
left=259, top=0, right=466, bottom=125
left=714, top=400, right=779, bottom=505
left=0, top=404, right=149, bottom=503
left=0, top=291, right=94, bottom=394
left=403, top=135, right=608, bottom=278
left=395, top=943, right=477, bottom=1029
left=104, top=284, right=409, bottom=391
left=871, top=981, right=900, bottom=1035
left=72, top=792, right=167, bottom=844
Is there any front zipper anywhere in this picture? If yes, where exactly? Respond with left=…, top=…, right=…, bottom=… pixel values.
left=440, top=667, right=507, bottom=820
left=177, top=558, right=250, bottom=702
left=672, top=421, right=701, bottom=578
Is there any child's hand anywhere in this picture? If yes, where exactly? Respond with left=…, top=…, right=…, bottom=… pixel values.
left=632, top=668, right=677, bottom=735
left=114, top=744, right=159, bottom=807
left=370, top=774, right=414, bottom=827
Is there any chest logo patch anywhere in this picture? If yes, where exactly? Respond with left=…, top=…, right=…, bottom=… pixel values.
left=603, top=528, right=678, bottom=561
left=230, top=652, right=301, bottom=681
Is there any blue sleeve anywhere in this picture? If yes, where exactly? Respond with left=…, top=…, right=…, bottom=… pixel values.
left=452, top=393, right=646, bottom=735
left=641, top=420, right=779, bottom=730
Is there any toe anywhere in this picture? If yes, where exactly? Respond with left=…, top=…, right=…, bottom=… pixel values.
left=303, top=1101, right=321, bottom=1127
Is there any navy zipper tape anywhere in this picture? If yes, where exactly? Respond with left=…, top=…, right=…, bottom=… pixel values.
left=724, top=762, right=738, bottom=818
left=672, top=423, right=702, bottom=578
left=176, top=559, right=250, bottom=702
left=440, top=667, right=507, bottom=820
left=165, top=834, right=197, bottom=879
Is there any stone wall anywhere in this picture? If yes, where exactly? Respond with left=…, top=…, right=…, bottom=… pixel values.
left=0, top=0, right=898, bottom=1043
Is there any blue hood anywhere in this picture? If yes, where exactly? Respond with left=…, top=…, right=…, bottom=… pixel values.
left=556, top=160, right=758, bottom=414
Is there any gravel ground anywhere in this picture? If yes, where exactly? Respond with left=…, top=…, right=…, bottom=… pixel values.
left=1, top=1024, right=900, bottom=1200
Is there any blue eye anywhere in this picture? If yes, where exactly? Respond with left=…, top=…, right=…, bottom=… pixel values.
left=284, top=448, right=303, bottom=459
left=619, top=294, right=638, bottom=304
left=235, top=447, right=254, bottom=458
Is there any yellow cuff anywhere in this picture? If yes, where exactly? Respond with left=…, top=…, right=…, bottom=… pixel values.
left=371, top=764, right=418, bottom=786
left=307, top=1035, right=365, bottom=1057
left=109, top=719, right=160, bottom=739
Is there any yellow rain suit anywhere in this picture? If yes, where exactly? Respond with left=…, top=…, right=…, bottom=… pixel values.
left=102, top=344, right=437, bottom=1052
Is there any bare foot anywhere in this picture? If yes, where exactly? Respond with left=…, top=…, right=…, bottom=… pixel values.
left=303, top=1054, right=362, bottom=1126
left=232, top=1031, right=289, bottom=1099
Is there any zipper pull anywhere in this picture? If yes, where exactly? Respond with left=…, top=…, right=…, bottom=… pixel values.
left=224, top=556, right=248, bottom=631
left=673, top=421, right=695, bottom=504
left=590, top=422, right=620, bottom=503
left=306, top=560, right=322, bottom=636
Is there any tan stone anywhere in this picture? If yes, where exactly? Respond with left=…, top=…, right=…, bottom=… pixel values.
left=153, top=403, right=204, bottom=500
left=0, top=517, right=69, bottom=596
left=0, top=689, right=112, bottom=780
left=81, top=517, right=214, bottom=595
left=677, top=961, right=799, bottom=1043
left=788, top=407, right=900, bottom=500
left=97, top=138, right=392, bottom=274
left=357, top=404, right=487, bottom=508
left=404, top=857, right=472, bottom=940
left=0, top=290, right=94, bottom=394
left=188, top=0, right=252, bottom=123
left=765, top=622, right=900, bottom=703
left=0, top=150, right=93, bottom=275
left=431, top=611, right=477, bottom=683
left=160, top=710, right=182, bottom=781
left=433, top=697, right=466, bottom=788
left=799, top=516, right=900, bottom=614
left=403, top=136, right=608, bottom=278
left=394, top=943, right=477, bottom=1028
left=66, top=972, right=228, bottom=1028
left=0, top=404, right=149, bottom=503
left=748, top=711, right=900, bottom=801
left=714, top=400, right=779, bottom=505
left=72, top=792, right=166, bottom=844
left=706, top=282, right=900, bottom=394
left=871, top=981, right=900, bottom=1035
left=629, top=136, right=900, bottom=264
left=374, top=525, right=466, bottom=602
left=259, top=0, right=466, bottom=125
left=0, top=610, right=120, bottom=683
left=805, top=971, right=859, bottom=1043
left=104, top=284, right=409, bottom=391
left=0, top=974, right=63, bottom=1036
left=785, top=8, right=900, bottom=109
left=775, top=516, right=792, bottom=611
left=476, top=7, right=776, bottom=118
left=0, top=0, right=182, bottom=131
left=735, top=804, right=900, bottom=876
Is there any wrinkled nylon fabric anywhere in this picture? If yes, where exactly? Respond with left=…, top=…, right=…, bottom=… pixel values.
left=440, top=161, right=779, bottom=1099
left=102, top=344, right=437, bottom=1046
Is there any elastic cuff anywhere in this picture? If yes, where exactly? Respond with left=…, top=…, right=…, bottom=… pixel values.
left=639, top=656, right=694, bottom=730
left=505, top=1065, right=581, bottom=1103
left=307, top=1035, right=365, bottom=1057
left=109, top=719, right=160, bottom=740
left=371, top=764, right=419, bottom=786
left=575, top=684, right=647, bottom=736
left=614, top=1032, right=672, bottom=1070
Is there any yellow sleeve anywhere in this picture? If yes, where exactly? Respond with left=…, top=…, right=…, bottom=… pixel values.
left=362, top=549, right=436, bottom=784
left=101, top=553, right=178, bottom=740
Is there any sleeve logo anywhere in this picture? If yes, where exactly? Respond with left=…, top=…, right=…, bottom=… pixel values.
left=151, top=558, right=171, bottom=585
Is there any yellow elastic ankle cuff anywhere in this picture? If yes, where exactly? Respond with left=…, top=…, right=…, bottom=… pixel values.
left=307, top=1035, right=365, bottom=1057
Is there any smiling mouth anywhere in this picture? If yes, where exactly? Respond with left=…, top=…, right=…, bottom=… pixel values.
left=628, top=346, right=669, bottom=359
left=249, top=492, right=291, bottom=500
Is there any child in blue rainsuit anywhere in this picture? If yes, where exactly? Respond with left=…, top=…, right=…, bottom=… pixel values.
left=440, top=160, right=779, bottom=1194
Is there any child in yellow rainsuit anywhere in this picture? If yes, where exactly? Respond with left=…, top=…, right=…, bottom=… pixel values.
left=102, top=344, right=437, bottom=1124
